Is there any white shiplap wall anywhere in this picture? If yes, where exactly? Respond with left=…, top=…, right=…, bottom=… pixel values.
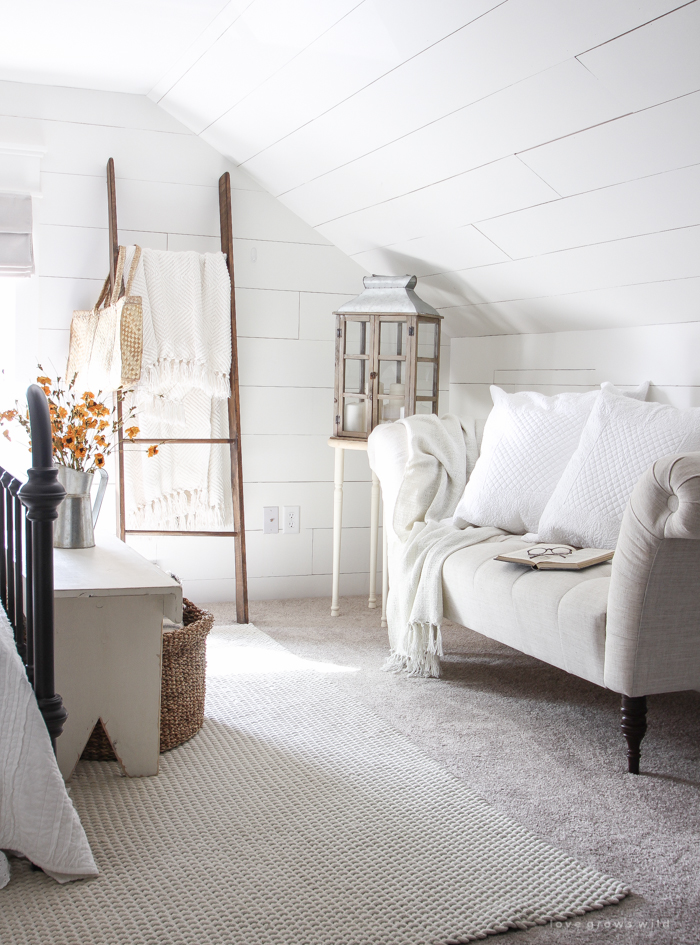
left=143, top=0, right=700, bottom=340
left=0, top=79, right=450, bottom=604
left=450, top=322, right=700, bottom=419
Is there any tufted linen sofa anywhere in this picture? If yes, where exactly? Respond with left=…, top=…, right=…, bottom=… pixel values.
left=369, top=420, right=700, bottom=774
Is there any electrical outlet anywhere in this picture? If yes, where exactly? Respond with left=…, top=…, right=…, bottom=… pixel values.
left=283, top=506, right=300, bottom=534
left=263, top=506, right=279, bottom=534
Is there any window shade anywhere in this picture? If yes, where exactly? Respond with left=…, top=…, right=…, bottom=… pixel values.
left=0, top=193, right=34, bottom=276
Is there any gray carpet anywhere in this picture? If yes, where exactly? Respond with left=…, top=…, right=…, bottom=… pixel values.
left=209, top=596, right=700, bottom=945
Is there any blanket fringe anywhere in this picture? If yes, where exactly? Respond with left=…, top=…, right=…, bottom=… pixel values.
left=134, top=391, right=187, bottom=427
left=141, top=360, right=230, bottom=401
left=127, top=488, right=232, bottom=532
left=382, top=622, right=443, bottom=678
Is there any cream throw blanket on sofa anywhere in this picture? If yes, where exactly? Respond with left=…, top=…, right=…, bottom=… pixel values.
left=372, top=414, right=503, bottom=678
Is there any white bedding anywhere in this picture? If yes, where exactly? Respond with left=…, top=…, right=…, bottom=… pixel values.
left=0, top=605, right=97, bottom=888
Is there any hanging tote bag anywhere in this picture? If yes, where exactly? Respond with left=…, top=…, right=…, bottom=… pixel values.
left=66, top=246, right=143, bottom=392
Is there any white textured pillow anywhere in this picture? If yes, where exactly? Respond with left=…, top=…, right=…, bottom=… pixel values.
left=454, top=386, right=601, bottom=534
left=538, top=391, right=700, bottom=549
left=600, top=380, right=649, bottom=401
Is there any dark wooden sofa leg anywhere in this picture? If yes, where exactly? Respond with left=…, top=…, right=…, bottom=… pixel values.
left=621, top=695, right=647, bottom=774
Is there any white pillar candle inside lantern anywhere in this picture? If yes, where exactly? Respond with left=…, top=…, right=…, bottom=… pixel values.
left=383, top=383, right=406, bottom=420
left=344, top=401, right=365, bottom=432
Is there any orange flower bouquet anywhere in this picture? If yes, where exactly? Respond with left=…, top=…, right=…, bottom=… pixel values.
left=1, top=366, right=154, bottom=473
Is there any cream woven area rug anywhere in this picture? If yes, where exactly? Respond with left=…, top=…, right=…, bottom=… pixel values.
left=1, top=624, right=629, bottom=944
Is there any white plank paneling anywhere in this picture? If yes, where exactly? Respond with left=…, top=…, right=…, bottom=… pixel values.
left=351, top=226, right=511, bottom=279
left=19, top=117, right=258, bottom=188
left=38, top=277, right=103, bottom=331
left=318, top=157, right=556, bottom=256
left=242, top=435, right=371, bottom=484
left=232, top=238, right=365, bottom=293
left=243, top=480, right=374, bottom=531
left=477, top=164, right=700, bottom=259
left=0, top=79, right=189, bottom=133
left=167, top=234, right=220, bottom=253
left=299, top=291, right=354, bottom=340
left=34, top=224, right=107, bottom=280
left=579, top=2, right=700, bottom=113
left=237, top=338, right=334, bottom=389
left=157, top=0, right=363, bottom=133
left=237, top=0, right=675, bottom=193
left=116, top=230, right=168, bottom=251
left=148, top=0, right=257, bottom=103
left=35, top=175, right=330, bottom=242
left=0, top=0, right=232, bottom=95
left=239, top=387, right=332, bottom=436
left=450, top=321, right=700, bottom=389
left=438, top=276, right=700, bottom=336
left=151, top=536, right=236, bottom=582
left=279, top=59, right=627, bottom=226
left=245, top=531, right=313, bottom=579
left=235, top=288, right=299, bottom=339
left=419, top=226, right=700, bottom=312
left=312, top=526, right=382, bottom=575
left=519, top=91, right=700, bottom=197
left=231, top=189, right=332, bottom=244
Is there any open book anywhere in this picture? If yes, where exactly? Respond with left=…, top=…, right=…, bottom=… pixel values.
left=495, top=544, right=614, bottom=570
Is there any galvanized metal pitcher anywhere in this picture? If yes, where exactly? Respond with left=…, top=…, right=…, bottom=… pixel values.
left=54, top=465, right=108, bottom=549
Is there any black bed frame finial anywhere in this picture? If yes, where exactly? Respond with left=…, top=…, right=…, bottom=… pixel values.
left=18, top=384, right=67, bottom=750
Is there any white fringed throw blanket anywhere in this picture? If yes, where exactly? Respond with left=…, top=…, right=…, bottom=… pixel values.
left=381, top=414, right=503, bottom=678
left=123, top=247, right=233, bottom=531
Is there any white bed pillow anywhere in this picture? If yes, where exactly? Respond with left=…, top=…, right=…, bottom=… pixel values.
left=538, top=391, right=700, bottom=549
left=453, top=382, right=649, bottom=535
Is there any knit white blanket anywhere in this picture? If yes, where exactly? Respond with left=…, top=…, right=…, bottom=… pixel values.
left=0, top=607, right=97, bottom=887
left=126, top=247, right=231, bottom=420
left=377, top=414, right=503, bottom=678
left=123, top=247, right=233, bottom=530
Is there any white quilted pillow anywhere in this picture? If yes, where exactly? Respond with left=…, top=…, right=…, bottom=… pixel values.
left=538, top=391, right=700, bottom=549
left=454, top=386, right=601, bottom=534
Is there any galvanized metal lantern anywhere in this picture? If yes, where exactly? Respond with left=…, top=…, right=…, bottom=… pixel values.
left=333, top=275, right=442, bottom=440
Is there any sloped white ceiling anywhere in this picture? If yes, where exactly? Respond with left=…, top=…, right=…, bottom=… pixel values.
left=2, top=0, right=700, bottom=337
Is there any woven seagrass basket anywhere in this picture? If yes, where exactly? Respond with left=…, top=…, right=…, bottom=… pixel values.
left=81, top=598, right=214, bottom=760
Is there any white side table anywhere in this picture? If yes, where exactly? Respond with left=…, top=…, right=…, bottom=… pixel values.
left=328, top=437, right=387, bottom=627
left=53, top=535, right=182, bottom=780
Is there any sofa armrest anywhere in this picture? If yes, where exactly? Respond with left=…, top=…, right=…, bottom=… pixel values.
left=605, top=452, right=700, bottom=696
left=367, top=423, right=409, bottom=544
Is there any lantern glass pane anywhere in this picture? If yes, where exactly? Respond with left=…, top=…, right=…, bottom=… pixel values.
left=344, top=319, right=367, bottom=356
left=416, top=400, right=435, bottom=415
left=417, top=320, right=438, bottom=358
left=379, top=358, right=405, bottom=392
left=378, top=359, right=407, bottom=422
left=343, top=398, right=367, bottom=433
left=417, top=361, right=437, bottom=397
left=344, top=358, right=366, bottom=395
left=379, top=320, right=406, bottom=356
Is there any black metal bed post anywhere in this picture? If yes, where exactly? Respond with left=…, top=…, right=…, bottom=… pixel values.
left=24, top=513, right=34, bottom=685
left=18, top=385, right=67, bottom=751
left=9, top=478, right=25, bottom=660
left=0, top=473, right=6, bottom=613
left=2, top=471, right=16, bottom=636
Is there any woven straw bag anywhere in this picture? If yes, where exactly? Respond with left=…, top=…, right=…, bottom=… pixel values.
left=81, top=598, right=214, bottom=761
left=66, top=245, right=143, bottom=391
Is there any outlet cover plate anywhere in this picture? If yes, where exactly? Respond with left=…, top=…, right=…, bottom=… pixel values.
left=283, top=506, right=300, bottom=534
left=263, top=506, right=279, bottom=534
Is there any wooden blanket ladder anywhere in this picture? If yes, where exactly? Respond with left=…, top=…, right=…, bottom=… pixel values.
left=106, top=158, right=248, bottom=623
